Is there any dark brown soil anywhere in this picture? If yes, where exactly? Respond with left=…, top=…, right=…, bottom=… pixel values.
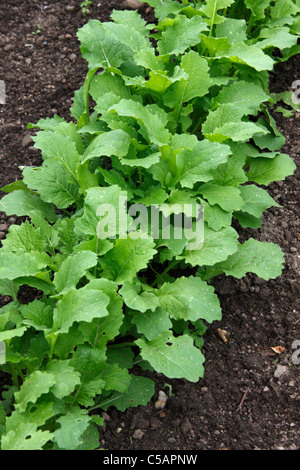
left=0, top=0, right=299, bottom=451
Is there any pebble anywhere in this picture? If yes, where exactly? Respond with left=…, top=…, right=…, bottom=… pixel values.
left=28, top=146, right=40, bottom=155
left=8, top=217, right=16, bottom=224
left=100, top=411, right=111, bottom=422
left=274, top=364, right=289, bottom=378
left=167, top=437, right=177, bottom=444
left=66, top=5, right=75, bottom=12
left=0, top=224, right=8, bottom=231
left=123, top=0, right=145, bottom=9
left=22, top=134, right=33, bottom=148
left=180, top=417, right=193, bottom=435
left=132, top=429, right=144, bottom=440
left=0, top=232, right=5, bottom=240
left=154, top=390, right=168, bottom=410
left=69, top=53, right=77, bottom=62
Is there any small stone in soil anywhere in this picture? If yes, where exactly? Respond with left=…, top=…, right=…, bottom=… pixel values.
left=123, top=0, right=145, bottom=9
left=0, top=232, right=6, bottom=240
left=274, top=364, right=290, bottom=378
left=167, top=437, right=177, bottom=444
left=22, top=134, right=33, bottom=148
left=132, top=429, right=144, bottom=440
left=180, top=417, right=193, bottom=435
left=154, top=390, right=168, bottom=410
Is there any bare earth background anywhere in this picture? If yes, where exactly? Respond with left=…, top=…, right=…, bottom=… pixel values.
left=0, top=0, right=299, bottom=450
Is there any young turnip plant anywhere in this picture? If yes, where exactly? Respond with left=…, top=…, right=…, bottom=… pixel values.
left=0, top=0, right=299, bottom=450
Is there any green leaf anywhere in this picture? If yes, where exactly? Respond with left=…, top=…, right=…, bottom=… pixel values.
left=0, top=190, right=56, bottom=223
left=134, top=49, right=168, bottom=72
left=82, top=129, right=131, bottom=163
left=103, top=21, right=151, bottom=54
left=220, top=42, right=274, bottom=71
left=90, top=72, right=132, bottom=103
left=74, top=379, right=106, bottom=407
left=203, top=238, right=285, bottom=280
left=0, top=251, right=49, bottom=280
left=1, top=220, right=47, bottom=254
left=106, top=347, right=134, bottom=370
left=79, top=279, right=124, bottom=349
left=164, top=51, right=212, bottom=111
left=119, top=152, right=161, bottom=169
left=258, top=30, right=298, bottom=50
left=54, top=325, right=85, bottom=360
left=99, top=375, right=155, bottom=412
left=203, top=104, right=268, bottom=142
left=52, top=282, right=110, bottom=335
left=201, top=0, right=235, bottom=27
left=77, top=20, right=131, bottom=69
left=146, top=0, right=184, bottom=20
left=54, top=251, right=98, bottom=295
left=233, top=211, right=263, bottom=229
left=0, top=327, right=27, bottom=342
left=46, top=360, right=81, bottom=400
left=70, top=344, right=106, bottom=379
left=27, top=114, right=66, bottom=131
left=199, top=182, right=244, bottom=212
left=174, top=140, right=231, bottom=188
left=111, top=9, right=150, bottom=37
left=131, top=307, right=172, bottom=341
left=33, top=132, right=81, bottom=184
left=245, top=0, right=271, bottom=20
left=74, top=185, right=130, bottom=238
left=202, top=200, right=232, bottom=231
left=0, top=279, right=19, bottom=299
left=157, top=15, right=208, bottom=56
left=29, top=210, right=59, bottom=254
left=5, top=397, right=54, bottom=432
left=0, top=179, right=33, bottom=194
left=136, top=331, right=205, bottom=382
left=76, top=423, right=100, bottom=450
left=213, top=152, right=247, bottom=186
left=215, top=80, right=269, bottom=114
left=181, top=224, right=239, bottom=267
left=20, top=300, right=53, bottom=331
left=156, top=276, right=222, bottom=323
left=100, top=236, right=157, bottom=284
left=247, top=154, right=296, bottom=185
left=14, top=370, right=56, bottom=413
left=23, top=160, right=80, bottom=209
left=120, top=281, right=160, bottom=313
left=109, top=99, right=171, bottom=147
left=270, top=0, right=299, bottom=19
left=100, top=363, right=131, bottom=393
left=215, top=18, right=247, bottom=44
left=1, top=424, right=52, bottom=450
left=237, top=184, right=280, bottom=219
left=54, top=407, right=91, bottom=450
